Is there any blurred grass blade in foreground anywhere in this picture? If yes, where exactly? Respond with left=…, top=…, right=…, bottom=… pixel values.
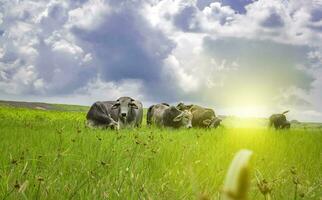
left=222, top=149, right=253, bottom=200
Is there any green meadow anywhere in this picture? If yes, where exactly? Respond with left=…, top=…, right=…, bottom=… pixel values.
left=0, top=104, right=321, bottom=199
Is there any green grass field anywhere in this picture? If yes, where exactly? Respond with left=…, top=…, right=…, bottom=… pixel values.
left=0, top=104, right=321, bottom=199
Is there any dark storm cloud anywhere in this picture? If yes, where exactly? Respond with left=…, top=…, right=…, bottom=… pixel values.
left=72, top=10, right=174, bottom=82
left=33, top=40, right=95, bottom=95
left=70, top=2, right=176, bottom=101
left=308, top=24, right=322, bottom=32
left=39, top=3, right=69, bottom=35
left=260, top=12, right=284, bottom=28
left=311, top=8, right=322, bottom=22
left=196, top=0, right=214, bottom=10
left=173, top=5, right=201, bottom=32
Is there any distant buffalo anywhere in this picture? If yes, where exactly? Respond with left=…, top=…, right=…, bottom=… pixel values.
left=177, top=103, right=221, bottom=128
left=86, top=101, right=119, bottom=130
left=269, top=111, right=291, bottom=129
left=110, top=97, right=143, bottom=129
left=147, top=103, right=193, bottom=128
left=86, top=97, right=143, bottom=129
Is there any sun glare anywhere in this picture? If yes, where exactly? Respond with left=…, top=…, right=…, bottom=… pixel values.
left=217, top=88, right=271, bottom=118
left=230, top=106, right=268, bottom=118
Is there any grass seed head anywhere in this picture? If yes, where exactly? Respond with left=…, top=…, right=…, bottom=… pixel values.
left=100, top=161, right=107, bottom=166
left=14, top=180, right=20, bottom=189
left=257, top=179, right=273, bottom=195
left=37, top=176, right=44, bottom=182
left=18, top=180, right=29, bottom=193
left=290, top=167, right=297, bottom=175
left=11, top=159, right=18, bottom=165
left=140, top=184, right=144, bottom=192
left=198, top=192, right=210, bottom=200
left=293, top=176, right=301, bottom=185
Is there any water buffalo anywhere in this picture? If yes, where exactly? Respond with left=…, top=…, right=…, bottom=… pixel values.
left=86, top=101, right=119, bottom=130
left=110, top=97, right=143, bottom=128
left=147, top=103, right=193, bottom=128
left=269, top=111, right=291, bottom=129
left=177, top=103, right=222, bottom=128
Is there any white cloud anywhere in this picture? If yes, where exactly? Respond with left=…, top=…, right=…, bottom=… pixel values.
left=145, top=0, right=322, bottom=46
left=13, top=65, right=38, bottom=85
left=73, top=77, right=145, bottom=105
left=0, top=48, right=4, bottom=59
left=307, top=49, right=322, bottom=68
left=0, top=0, right=97, bottom=95
left=67, top=0, right=110, bottom=30
left=51, top=39, right=83, bottom=55
left=0, top=12, right=3, bottom=25
left=163, top=55, right=199, bottom=93
left=83, top=53, right=93, bottom=63
left=202, top=2, right=236, bottom=26
left=143, top=0, right=185, bottom=34
left=0, top=64, right=43, bottom=94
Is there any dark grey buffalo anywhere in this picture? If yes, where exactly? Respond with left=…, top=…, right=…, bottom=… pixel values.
left=86, top=101, right=119, bottom=129
left=147, top=103, right=192, bottom=128
left=177, top=103, right=221, bottom=128
left=269, top=111, right=291, bottom=129
left=110, top=97, right=143, bottom=128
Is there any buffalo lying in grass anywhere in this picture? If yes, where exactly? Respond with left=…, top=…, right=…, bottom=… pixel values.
left=176, top=103, right=222, bottom=128
left=86, top=101, right=119, bottom=130
left=87, top=97, right=143, bottom=129
left=147, top=103, right=193, bottom=128
left=269, top=111, right=291, bottom=130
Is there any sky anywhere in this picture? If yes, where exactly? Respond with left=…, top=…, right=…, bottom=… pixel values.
left=0, top=0, right=322, bottom=122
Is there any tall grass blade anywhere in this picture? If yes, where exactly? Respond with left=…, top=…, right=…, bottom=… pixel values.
left=222, top=149, right=253, bottom=200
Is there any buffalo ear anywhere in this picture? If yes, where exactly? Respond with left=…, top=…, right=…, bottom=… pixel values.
left=130, top=102, right=138, bottom=109
left=177, top=102, right=184, bottom=107
left=203, top=119, right=211, bottom=126
left=173, top=113, right=183, bottom=122
left=176, top=102, right=184, bottom=110
left=111, top=103, right=120, bottom=109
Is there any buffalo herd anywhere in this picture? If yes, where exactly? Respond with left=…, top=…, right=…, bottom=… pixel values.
left=86, top=96, right=291, bottom=130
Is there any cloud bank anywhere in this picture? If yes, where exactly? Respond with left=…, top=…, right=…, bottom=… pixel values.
left=1, top=0, right=322, bottom=121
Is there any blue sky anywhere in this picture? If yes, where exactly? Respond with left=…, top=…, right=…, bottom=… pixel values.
left=0, top=0, right=322, bottom=122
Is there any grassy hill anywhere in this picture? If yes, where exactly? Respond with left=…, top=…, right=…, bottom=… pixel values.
left=0, top=100, right=89, bottom=112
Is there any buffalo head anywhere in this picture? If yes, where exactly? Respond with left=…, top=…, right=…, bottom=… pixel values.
left=173, top=110, right=193, bottom=128
left=111, top=97, right=139, bottom=121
